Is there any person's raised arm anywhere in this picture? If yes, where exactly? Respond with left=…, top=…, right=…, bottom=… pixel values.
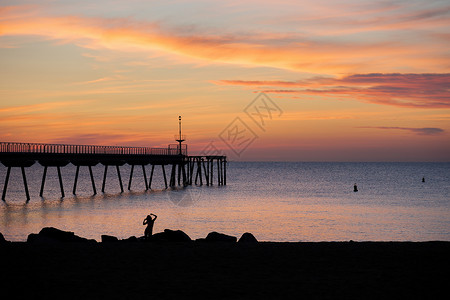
left=151, top=213, right=157, bottom=221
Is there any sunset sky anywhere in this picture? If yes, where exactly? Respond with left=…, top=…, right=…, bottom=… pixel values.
left=1, top=0, right=449, bottom=161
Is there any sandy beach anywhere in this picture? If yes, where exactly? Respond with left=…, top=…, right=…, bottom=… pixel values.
left=1, top=231, right=448, bottom=299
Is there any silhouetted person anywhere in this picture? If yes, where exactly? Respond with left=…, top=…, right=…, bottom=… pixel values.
left=422, top=177, right=425, bottom=183
left=353, top=183, right=358, bottom=192
left=143, top=213, right=157, bottom=238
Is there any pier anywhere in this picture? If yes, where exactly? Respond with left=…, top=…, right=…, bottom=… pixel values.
left=0, top=141, right=226, bottom=201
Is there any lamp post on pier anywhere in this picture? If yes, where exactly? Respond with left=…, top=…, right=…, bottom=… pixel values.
left=175, top=115, right=185, bottom=155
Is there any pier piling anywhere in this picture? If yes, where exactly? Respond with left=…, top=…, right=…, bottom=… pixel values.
left=57, top=166, right=64, bottom=198
left=102, top=165, right=108, bottom=193
left=0, top=141, right=226, bottom=200
left=73, top=166, right=80, bottom=195
left=2, top=166, right=11, bottom=201
left=128, top=164, right=134, bottom=190
left=116, top=165, right=124, bottom=193
left=89, top=166, right=97, bottom=195
left=21, top=167, right=30, bottom=201
left=40, top=166, right=48, bottom=197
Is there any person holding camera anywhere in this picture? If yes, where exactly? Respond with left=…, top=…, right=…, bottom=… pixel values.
left=143, top=213, right=157, bottom=238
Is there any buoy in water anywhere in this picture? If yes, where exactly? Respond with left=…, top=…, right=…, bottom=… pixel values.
left=422, top=177, right=425, bottom=183
left=353, top=183, right=358, bottom=192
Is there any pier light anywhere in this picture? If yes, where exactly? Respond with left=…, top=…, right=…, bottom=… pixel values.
left=175, top=115, right=186, bottom=155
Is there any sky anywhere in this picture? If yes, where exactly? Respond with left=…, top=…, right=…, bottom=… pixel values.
left=0, top=0, right=449, bottom=161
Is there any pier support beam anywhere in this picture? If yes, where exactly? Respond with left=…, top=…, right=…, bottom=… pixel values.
left=101, top=164, right=124, bottom=193
left=73, top=165, right=79, bottom=195
left=2, top=166, right=30, bottom=201
left=1, top=160, right=35, bottom=201
left=102, top=165, right=108, bottom=193
left=142, top=165, right=148, bottom=190
left=182, top=164, right=187, bottom=187
left=202, top=159, right=209, bottom=186
left=128, top=165, right=134, bottom=190
left=89, top=166, right=97, bottom=194
left=223, top=158, right=227, bottom=185
left=170, top=164, right=176, bottom=187
left=128, top=165, right=148, bottom=191
left=217, top=159, right=220, bottom=185
left=116, top=165, right=124, bottom=193
left=40, top=166, right=48, bottom=197
left=162, top=165, right=168, bottom=189
left=210, top=158, right=213, bottom=186
left=2, top=166, right=11, bottom=201
left=21, top=167, right=30, bottom=201
left=148, top=165, right=155, bottom=189
left=194, top=158, right=203, bottom=186
left=73, top=165, right=97, bottom=195
left=39, top=166, right=64, bottom=198
left=188, top=159, right=194, bottom=185
left=57, top=166, right=65, bottom=198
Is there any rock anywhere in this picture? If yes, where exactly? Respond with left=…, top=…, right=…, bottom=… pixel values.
left=205, top=232, right=237, bottom=243
left=40, top=227, right=77, bottom=242
left=27, top=227, right=96, bottom=244
left=101, top=235, right=119, bottom=243
left=0, top=232, right=7, bottom=245
left=238, top=232, right=258, bottom=244
left=27, top=233, right=42, bottom=243
left=123, top=236, right=138, bottom=243
left=150, top=229, right=191, bottom=242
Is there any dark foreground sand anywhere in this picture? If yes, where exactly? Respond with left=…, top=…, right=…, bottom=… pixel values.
left=1, top=240, right=448, bottom=299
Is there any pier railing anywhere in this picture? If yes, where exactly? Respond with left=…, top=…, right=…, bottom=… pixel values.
left=0, top=142, right=187, bottom=156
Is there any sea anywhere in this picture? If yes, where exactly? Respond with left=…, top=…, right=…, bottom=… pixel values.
left=1, top=162, right=449, bottom=242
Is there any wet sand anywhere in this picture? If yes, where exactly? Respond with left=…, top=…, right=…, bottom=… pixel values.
left=1, top=240, right=448, bottom=299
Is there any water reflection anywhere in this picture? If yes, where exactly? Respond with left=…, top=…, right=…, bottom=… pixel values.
left=1, top=162, right=449, bottom=242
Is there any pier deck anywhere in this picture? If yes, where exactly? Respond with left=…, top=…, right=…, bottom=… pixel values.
left=0, top=142, right=226, bottom=201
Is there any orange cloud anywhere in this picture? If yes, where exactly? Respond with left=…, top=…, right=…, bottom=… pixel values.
left=215, top=73, right=450, bottom=108
left=0, top=5, right=447, bottom=74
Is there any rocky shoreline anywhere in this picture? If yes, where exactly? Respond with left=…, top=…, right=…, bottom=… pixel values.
left=1, top=228, right=449, bottom=299
left=1, top=227, right=258, bottom=244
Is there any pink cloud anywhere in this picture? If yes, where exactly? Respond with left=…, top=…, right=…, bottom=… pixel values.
left=358, top=126, right=445, bottom=136
left=215, top=73, right=450, bottom=108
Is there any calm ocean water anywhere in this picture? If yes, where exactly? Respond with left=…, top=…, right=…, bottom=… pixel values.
left=1, top=162, right=449, bottom=242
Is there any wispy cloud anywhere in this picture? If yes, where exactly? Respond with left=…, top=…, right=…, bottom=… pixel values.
left=358, top=126, right=445, bottom=136
left=0, top=100, right=92, bottom=113
left=215, top=73, right=450, bottom=108
left=1, top=5, right=448, bottom=74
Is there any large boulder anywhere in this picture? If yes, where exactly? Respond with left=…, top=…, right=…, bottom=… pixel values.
left=0, top=232, right=8, bottom=245
left=205, top=232, right=237, bottom=243
left=238, top=232, right=258, bottom=244
left=101, top=235, right=119, bottom=243
left=150, top=229, right=191, bottom=242
left=123, top=236, right=138, bottom=243
left=27, top=227, right=96, bottom=244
